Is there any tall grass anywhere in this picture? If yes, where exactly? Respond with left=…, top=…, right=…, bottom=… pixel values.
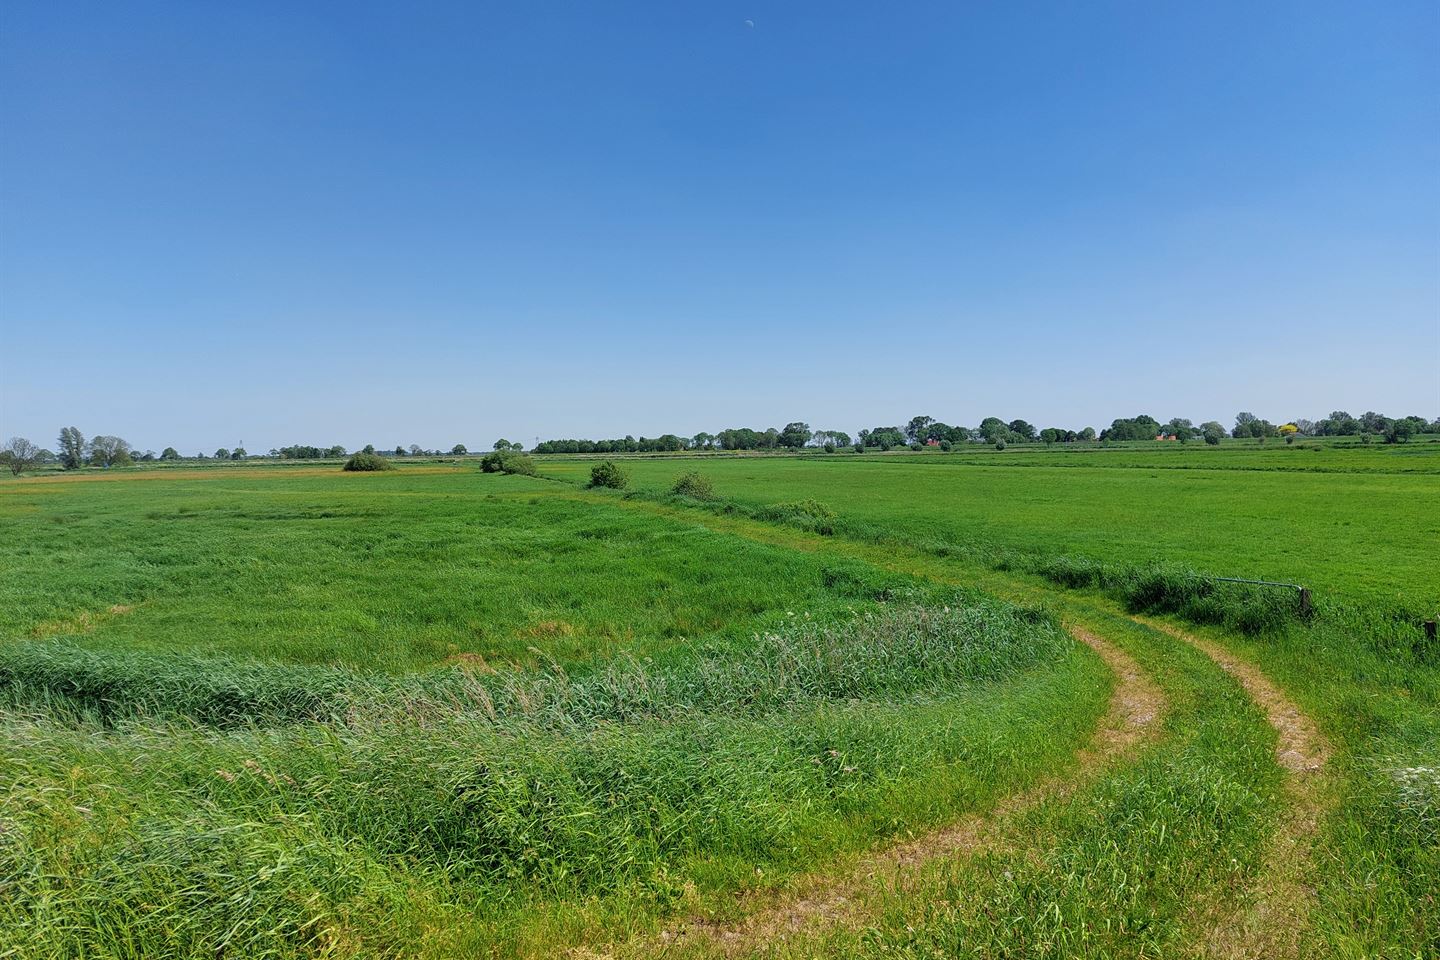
left=0, top=598, right=1105, bottom=958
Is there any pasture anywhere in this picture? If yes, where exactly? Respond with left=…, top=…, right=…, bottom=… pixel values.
left=2, top=446, right=1437, bottom=959
left=537, top=441, right=1440, bottom=610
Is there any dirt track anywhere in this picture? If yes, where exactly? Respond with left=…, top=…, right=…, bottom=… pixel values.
left=611, top=626, right=1166, bottom=958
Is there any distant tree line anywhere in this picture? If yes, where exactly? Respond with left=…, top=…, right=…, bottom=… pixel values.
left=529, top=409, right=1440, bottom=455
left=3, top=409, right=1435, bottom=477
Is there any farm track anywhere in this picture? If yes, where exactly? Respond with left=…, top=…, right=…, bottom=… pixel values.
left=1148, top=621, right=1335, bottom=960
left=574, top=493, right=1336, bottom=959
left=602, top=627, right=1165, bottom=959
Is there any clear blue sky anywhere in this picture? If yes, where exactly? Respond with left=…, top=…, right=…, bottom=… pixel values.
left=2, top=1, right=1436, bottom=453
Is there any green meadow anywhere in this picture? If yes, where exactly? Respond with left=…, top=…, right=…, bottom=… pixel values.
left=537, top=442, right=1440, bottom=610
left=2, top=444, right=1437, bottom=959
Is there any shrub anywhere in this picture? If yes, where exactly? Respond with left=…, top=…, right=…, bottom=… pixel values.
left=940, top=440, right=952, bottom=451
left=589, top=460, right=629, bottom=489
left=343, top=452, right=393, bottom=472
left=670, top=471, right=716, bottom=500
left=909, top=442, right=923, bottom=451
left=994, top=439, right=1007, bottom=451
left=853, top=443, right=864, bottom=453
left=480, top=451, right=536, bottom=476
left=823, top=443, right=837, bottom=453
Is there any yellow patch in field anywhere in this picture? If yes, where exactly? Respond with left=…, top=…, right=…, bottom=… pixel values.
left=523, top=619, right=577, bottom=639
left=445, top=651, right=497, bottom=673
left=30, top=603, right=136, bottom=638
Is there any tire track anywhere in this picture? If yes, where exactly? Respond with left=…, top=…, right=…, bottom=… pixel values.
left=602, top=626, right=1166, bottom=959
left=564, top=493, right=1331, bottom=957
left=1144, top=621, right=1334, bottom=960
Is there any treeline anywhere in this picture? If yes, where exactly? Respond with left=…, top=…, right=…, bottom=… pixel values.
left=0, top=429, right=487, bottom=476
left=4, top=408, right=1436, bottom=477
left=531, top=409, right=1440, bottom=454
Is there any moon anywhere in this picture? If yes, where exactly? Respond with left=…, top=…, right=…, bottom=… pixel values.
left=744, top=19, right=755, bottom=28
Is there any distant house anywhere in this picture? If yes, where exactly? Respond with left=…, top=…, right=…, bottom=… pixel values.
left=925, top=438, right=940, bottom=446
left=1155, top=433, right=1178, bottom=441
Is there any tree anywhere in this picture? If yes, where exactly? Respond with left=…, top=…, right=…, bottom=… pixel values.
left=493, top=439, right=513, bottom=451
left=1317, top=411, right=1359, bottom=436
left=88, top=435, right=132, bottom=468
left=1102, top=415, right=1161, bottom=442
left=861, top=426, right=906, bottom=450
left=394, top=445, right=406, bottom=456
left=691, top=432, right=715, bottom=450
left=778, top=422, right=812, bottom=448
left=230, top=447, right=247, bottom=460
left=1360, top=411, right=1391, bottom=434
left=450, top=444, right=468, bottom=455
left=214, top=448, right=230, bottom=460
left=1079, top=427, right=1097, bottom=441
left=57, top=427, right=86, bottom=470
left=978, top=417, right=1008, bottom=443
left=1007, top=419, right=1037, bottom=442
left=3, top=437, right=40, bottom=475
left=327, top=445, right=347, bottom=458
left=904, top=415, right=935, bottom=444
left=1163, top=418, right=1195, bottom=440
left=160, top=447, right=180, bottom=460
left=362, top=444, right=376, bottom=455
left=1232, top=412, right=1259, bottom=438
left=408, top=444, right=423, bottom=457
left=1201, top=421, right=1226, bottom=445
left=1385, top=418, right=1418, bottom=444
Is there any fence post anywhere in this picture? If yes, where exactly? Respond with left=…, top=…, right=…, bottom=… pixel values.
left=1298, top=587, right=1312, bottom=619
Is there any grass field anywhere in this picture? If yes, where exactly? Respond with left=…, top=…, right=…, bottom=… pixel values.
left=536, top=442, right=1440, bottom=611
left=2, top=446, right=1437, bottom=958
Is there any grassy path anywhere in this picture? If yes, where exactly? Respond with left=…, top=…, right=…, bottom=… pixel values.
left=556, top=490, right=1325, bottom=958
left=1151, top=621, right=1335, bottom=960
left=616, top=628, right=1166, bottom=958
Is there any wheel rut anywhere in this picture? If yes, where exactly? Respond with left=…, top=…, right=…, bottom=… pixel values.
left=603, top=626, right=1166, bottom=959
left=1144, top=621, right=1334, bottom=960
left=565, top=494, right=1334, bottom=958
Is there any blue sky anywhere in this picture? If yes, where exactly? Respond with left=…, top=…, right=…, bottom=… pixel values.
left=2, top=1, right=1436, bottom=453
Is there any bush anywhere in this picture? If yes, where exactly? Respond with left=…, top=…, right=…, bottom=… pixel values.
left=589, top=460, right=629, bottom=489
left=994, top=439, right=1007, bottom=451
left=853, top=443, right=864, bottom=453
left=940, top=440, right=952, bottom=451
left=670, top=471, right=716, bottom=500
left=909, top=442, right=923, bottom=451
left=480, top=451, right=536, bottom=476
left=823, top=443, right=837, bottom=453
left=343, top=452, right=393, bottom=472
